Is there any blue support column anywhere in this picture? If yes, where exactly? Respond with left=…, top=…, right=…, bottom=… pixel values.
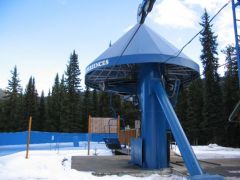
left=138, top=64, right=168, bottom=169
left=136, top=63, right=223, bottom=179
left=232, top=0, right=240, bottom=87
left=153, top=79, right=203, bottom=176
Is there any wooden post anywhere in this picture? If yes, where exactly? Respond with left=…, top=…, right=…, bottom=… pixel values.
left=88, top=115, right=91, bottom=155
left=25, top=116, right=32, bottom=159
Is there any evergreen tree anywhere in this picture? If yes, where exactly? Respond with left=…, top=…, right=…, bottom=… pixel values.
left=4, top=66, right=22, bottom=131
left=222, top=45, right=240, bottom=147
left=0, top=100, right=4, bottom=131
left=187, top=78, right=204, bottom=145
left=17, top=92, right=24, bottom=131
left=59, top=74, right=68, bottom=132
left=222, top=45, right=238, bottom=120
left=121, top=99, right=139, bottom=128
left=48, top=74, right=61, bottom=131
left=82, top=86, right=91, bottom=132
left=45, top=90, right=52, bottom=131
left=175, top=88, right=189, bottom=138
left=91, top=89, right=98, bottom=116
left=23, top=77, right=38, bottom=130
left=111, top=94, right=121, bottom=118
left=65, top=50, right=82, bottom=132
left=199, top=10, right=223, bottom=144
left=38, top=91, right=46, bottom=131
left=98, top=91, right=111, bottom=117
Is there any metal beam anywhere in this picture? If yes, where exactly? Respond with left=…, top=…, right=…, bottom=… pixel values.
left=232, top=0, right=240, bottom=87
left=153, top=79, right=203, bottom=176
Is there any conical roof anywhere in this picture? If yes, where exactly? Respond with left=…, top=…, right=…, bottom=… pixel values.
left=85, top=24, right=199, bottom=94
left=95, top=24, right=190, bottom=60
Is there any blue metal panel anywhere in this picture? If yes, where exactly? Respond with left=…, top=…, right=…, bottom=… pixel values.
left=130, top=138, right=142, bottom=166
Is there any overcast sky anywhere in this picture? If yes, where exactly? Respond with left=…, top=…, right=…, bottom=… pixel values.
left=0, top=0, right=237, bottom=93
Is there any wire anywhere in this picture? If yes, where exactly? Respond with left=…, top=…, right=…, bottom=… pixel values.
left=96, top=23, right=142, bottom=90
left=198, top=60, right=234, bottom=78
left=163, top=0, right=232, bottom=64
left=105, top=8, right=153, bottom=80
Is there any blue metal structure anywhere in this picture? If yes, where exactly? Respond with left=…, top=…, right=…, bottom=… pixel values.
left=85, top=24, right=219, bottom=178
left=232, top=0, right=240, bottom=87
left=85, top=1, right=223, bottom=178
left=137, top=0, right=156, bottom=24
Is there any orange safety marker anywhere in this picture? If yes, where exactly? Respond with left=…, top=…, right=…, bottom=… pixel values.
left=25, top=116, right=32, bottom=159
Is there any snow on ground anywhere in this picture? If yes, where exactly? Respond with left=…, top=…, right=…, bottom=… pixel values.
left=0, top=142, right=183, bottom=180
left=172, top=143, right=240, bottom=159
left=1, top=142, right=240, bottom=180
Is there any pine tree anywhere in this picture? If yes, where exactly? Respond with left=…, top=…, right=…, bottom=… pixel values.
left=48, top=74, right=61, bottom=131
left=175, top=88, right=190, bottom=138
left=98, top=91, right=111, bottom=117
left=82, top=86, right=91, bottom=132
left=187, top=78, right=204, bottom=145
left=199, top=10, right=223, bottom=144
left=121, top=100, right=139, bottom=128
left=111, top=94, right=121, bottom=118
left=65, top=50, right=82, bottom=132
left=4, top=66, right=22, bottom=131
left=17, top=92, right=25, bottom=131
left=91, top=89, right=98, bottom=116
left=23, top=77, right=38, bottom=130
left=0, top=100, right=4, bottom=131
left=222, top=45, right=238, bottom=117
left=38, top=91, right=46, bottom=131
left=222, top=45, right=240, bottom=147
left=45, top=90, right=52, bottom=131
left=59, top=74, right=68, bottom=132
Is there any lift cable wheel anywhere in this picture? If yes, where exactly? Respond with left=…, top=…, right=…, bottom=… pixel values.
left=137, top=0, right=156, bottom=24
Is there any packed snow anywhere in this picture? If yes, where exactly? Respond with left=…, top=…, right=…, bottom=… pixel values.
left=1, top=142, right=240, bottom=180
left=172, top=143, right=240, bottom=159
left=0, top=142, right=183, bottom=180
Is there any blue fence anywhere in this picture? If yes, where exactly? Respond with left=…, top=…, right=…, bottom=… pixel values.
left=0, top=131, right=118, bottom=146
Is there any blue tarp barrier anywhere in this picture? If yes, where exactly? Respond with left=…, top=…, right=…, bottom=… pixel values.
left=0, top=131, right=118, bottom=146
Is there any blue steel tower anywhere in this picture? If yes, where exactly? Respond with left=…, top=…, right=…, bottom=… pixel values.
left=85, top=1, right=223, bottom=179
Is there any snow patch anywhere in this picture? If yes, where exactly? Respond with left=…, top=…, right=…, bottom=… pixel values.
left=172, top=144, right=240, bottom=159
left=0, top=142, right=185, bottom=180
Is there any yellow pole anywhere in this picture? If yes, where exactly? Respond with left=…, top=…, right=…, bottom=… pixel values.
left=26, top=116, right=32, bottom=159
left=88, top=115, right=91, bottom=155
